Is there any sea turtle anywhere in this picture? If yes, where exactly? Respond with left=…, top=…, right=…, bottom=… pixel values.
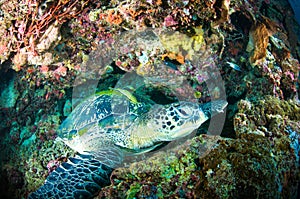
left=29, top=88, right=227, bottom=199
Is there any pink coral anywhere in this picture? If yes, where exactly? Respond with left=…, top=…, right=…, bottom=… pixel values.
left=47, top=160, right=60, bottom=174
left=54, top=65, right=67, bottom=76
left=53, top=65, right=67, bottom=80
left=163, top=15, right=178, bottom=27
left=39, top=65, right=49, bottom=73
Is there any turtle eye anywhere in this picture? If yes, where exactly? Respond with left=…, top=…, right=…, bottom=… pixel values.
left=177, top=107, right=193, bottom=118
left=179, top=108, right=188, bottom=116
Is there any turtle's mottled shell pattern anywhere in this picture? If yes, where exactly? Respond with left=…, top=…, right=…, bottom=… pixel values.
left=57, top=92, right=151, bottom=154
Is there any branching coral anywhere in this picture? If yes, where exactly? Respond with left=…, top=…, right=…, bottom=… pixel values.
left=0, top=0, right=90, bottom=68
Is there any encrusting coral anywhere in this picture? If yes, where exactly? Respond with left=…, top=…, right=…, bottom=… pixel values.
left=0, top=0, right=299, bottom=198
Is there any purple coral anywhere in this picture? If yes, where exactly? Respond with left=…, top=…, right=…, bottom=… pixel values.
left=47, top=160, right=60, bottom=174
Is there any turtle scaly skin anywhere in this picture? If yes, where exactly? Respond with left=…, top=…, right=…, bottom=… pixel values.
left=29, top=90, right=227, bottom=198
left=29, top=154, right=113, bottom=199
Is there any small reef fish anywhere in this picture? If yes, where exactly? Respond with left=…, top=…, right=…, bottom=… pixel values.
left=226, top=61, right=242, bottom=72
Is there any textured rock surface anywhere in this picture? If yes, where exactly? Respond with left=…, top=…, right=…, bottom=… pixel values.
left=97, top=131, right=299, bottom=198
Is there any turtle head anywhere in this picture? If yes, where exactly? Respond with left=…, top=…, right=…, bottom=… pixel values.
left=147, top=100, right=227, bottom=141
left=117, top=99, right=227, bottom=152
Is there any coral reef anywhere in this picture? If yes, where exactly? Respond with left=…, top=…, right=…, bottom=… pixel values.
left=0, top=0, right=90, bottom=66
left=23, top=140, right=76, bottom=194
left=0, top=0, right=299, bottom=198
left=0, top=73, right=19, bottom=108
left=98, top=131, right=299, bottom=198
left=234, top=96, right=300, bottom=138
left=97, top=97, right=300, bottom=198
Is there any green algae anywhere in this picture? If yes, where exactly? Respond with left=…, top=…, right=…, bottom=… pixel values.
left=126, top=182, right=141, bottom=199
left=99, top=128, right=299, bottom=199
left=0, top=0, right=299, bottom=198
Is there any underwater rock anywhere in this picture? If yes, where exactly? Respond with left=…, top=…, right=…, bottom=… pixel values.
left=24, top=140, right=76, bottom=193
left=27, top=52, right=54, bottom=66
left=63, top=99, right=72, bottom=117
left=0, top=75, right=19, bottom=108
left=36, top=23, right=61, bottom=53
left=234, top=96, right=300, bottom=138
left=246, top=16, right=280, bottom=66
left=159, top=27, right=205, bottom=61
left=98, top=130, right=299, bottom=198
left=0, top=0, right=299, bottom=198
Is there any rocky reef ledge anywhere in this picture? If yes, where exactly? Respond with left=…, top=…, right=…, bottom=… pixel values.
left=98, top=96, right=299, bottom=199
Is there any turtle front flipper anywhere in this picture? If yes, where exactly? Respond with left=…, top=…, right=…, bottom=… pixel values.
left=28, top=154, right=113, bottom=199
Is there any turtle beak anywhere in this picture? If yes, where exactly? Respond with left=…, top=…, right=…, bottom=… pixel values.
left=199, top=100, right=228, bottom=118
left=213, top=100, right=228, bottom=113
